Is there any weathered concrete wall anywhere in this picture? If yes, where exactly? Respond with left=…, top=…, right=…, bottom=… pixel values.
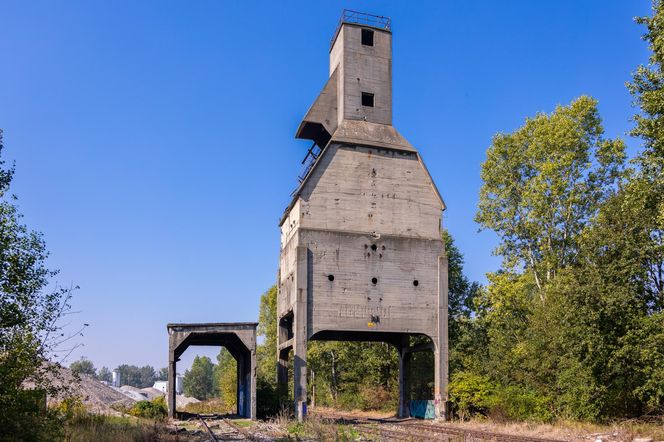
left=298, top=229, right=442, bottom=337
left=299, top=144, right=442, bottom=238
left=329, top=24, right=392, bottom=125
left=340, top=24, right=392, bottom=125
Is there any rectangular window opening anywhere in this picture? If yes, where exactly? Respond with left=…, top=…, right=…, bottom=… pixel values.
left=362, top=92, right=374, bottom=107
left=361, top=28, right=374, bottom=46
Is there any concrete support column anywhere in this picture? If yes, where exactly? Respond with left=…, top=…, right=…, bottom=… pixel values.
left=277, top=348, right=290, bottom=400
left=236, top=353, right=245, bottom=417
left=398, top=347, right=411, bottom=418
left=293, top=245, right=308, bottom=421
left=249, top=346, right=257, bottom=420
left=167, top=359, right=177, bottom=418
left=435, top=255, right=449, bottom=420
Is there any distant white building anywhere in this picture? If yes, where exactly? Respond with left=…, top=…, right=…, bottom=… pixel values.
left=154, top=375, right=182, bottom=394
left=153, top=381, right=167, bottom=393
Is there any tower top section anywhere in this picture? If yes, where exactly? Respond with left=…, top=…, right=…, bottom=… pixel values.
left=330, top=10, right=391, bottom=49
left=296, top=10, right=414, bottom=153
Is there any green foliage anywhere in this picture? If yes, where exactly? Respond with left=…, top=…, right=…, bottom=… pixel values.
left=256, top=376, right=280, bottom=418
left=183, top=398, right=232, bottom=414
left=476, top=96, right=626, bottom=292
left=64, top=413, right=177, bottom=442
left=114, top=364, right=157, bottom=388
left=183, top=356, right=215, bottom=400
left=308, top=340, right=399, bottom=412
left=628, top=0, right=664, bottom=188
left=0, top=130, right=78, bottom=440
left=128, top=396, right=167, bottom=420
left=449, top=372, right=554, bottom=422
left=254, top=285, right=283, bottom=417
left=448, top=371, right=495, bottom=419
left=461, top=71, right=664, bottom=420
left=97, top=366, right=112, bottom=383
left=70, top=357, right=96, bottom=378
left=612, top=312, right=664, bottom=413
left=489, top=385, right=553, bottom=422
left=156, top=367, right=168, bottom=381
left=257, top=285, right=278, bottom=382
left=214, top=348, right=237, bottom=407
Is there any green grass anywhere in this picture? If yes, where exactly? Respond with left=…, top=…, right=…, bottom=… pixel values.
left=233, top=419, right=254, bottom=428
left=65, top=414, right=181, bottom=442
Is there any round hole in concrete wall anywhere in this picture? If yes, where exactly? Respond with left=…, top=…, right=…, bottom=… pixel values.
left=413, top=280, right=419, bottom=287
left=371, top=277, right=378, bottom=285
left=328, top=275, right=335, bottom=282
left=371, top=244, right=377, bottom=251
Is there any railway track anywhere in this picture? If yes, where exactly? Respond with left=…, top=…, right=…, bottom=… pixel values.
left=191, top=414, right=254, bottom=440
left=314, top=410, right=567, bottom=442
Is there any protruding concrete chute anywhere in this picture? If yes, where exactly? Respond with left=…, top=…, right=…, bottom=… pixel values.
left=295, top=68, right=338, bottom=148
left=166, top=322, right=258, bottom=420
left=279, top=9, right=448, bottom=421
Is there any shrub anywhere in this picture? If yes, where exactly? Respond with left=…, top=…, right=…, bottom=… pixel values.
left=448, top=371, right=495, bottom=419
left=128, top=396, right=167, bottom=420
left=256, top=377, right=280, bottom=418
left=489, top=385, right=553, bottom=422
left=183, top=398, right=232, bottom=415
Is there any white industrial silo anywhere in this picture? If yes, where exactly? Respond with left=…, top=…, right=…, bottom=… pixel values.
left=175, top=375, right=183, bottom=394
left=112, top=369, right=121, bottom=387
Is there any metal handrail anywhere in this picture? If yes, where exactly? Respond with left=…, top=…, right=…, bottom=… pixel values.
left=331, top=9, right=391, bottom=46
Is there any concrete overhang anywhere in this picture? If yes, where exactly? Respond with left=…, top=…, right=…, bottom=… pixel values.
left=295, top=68, right=339, bottom=148
left=330, top=120, right=416, bottom=153
left=167, top=322, right=258, bottom=360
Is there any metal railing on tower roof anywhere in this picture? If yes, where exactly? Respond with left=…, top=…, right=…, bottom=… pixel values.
left=331, top=10, right=391, bottom=47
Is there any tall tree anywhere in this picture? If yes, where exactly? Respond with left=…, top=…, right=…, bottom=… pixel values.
left=215, top=348, right=237, bottom=409
left=156, top=367, right=168, bottom=381
left=444, top=230, right=481, bottom=343
left=97, top=366, right=112, bottom=383
left=0, top=129, right=79, bottom=438
left=475, top=97, right=625, bottom=295
left=256, top=285, right=277, bottom=382
left=597, top=0, right=664, bottom=414
left=69, top=357, right=96, bottom=378
left=463, top=87, right=664, bottom=419
left=183, top=356, right=215, bottom=400
left=629, top=0, right=664, bottom=189
left=114, top=364, right=157, bottom=388
left=627, top=0, right=664, bottom=307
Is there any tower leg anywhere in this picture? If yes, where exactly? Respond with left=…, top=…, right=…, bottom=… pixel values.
left=293, top=245, right=309, bottom=421
left=435, top=255, right=450, bottom=420
left=236, top=352, right=245, bottom=417
left=293, top=335, right=307, bottom=421
left=398, top=346, right=411, bottom=418
left=167, top=359, right=176, bottom=418
left=249, top=346, right=257, bottom=420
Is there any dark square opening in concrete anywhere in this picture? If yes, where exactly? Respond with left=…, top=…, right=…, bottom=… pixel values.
left=361, top=28, right=374, bottom=46
left=361, top=92, right=374, bottom=107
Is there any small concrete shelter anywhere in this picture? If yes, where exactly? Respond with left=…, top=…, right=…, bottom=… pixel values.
left=167, top=322, right=257, bottom=419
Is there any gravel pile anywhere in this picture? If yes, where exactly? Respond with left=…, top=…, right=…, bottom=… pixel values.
left=25, top=365, right=135, bottom=414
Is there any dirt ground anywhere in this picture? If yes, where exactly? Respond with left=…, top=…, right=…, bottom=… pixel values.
left=311, top=407, right=664, bottom=441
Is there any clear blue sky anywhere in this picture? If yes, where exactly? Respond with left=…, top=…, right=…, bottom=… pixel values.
left=0, top=1, right=651, bottom=371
